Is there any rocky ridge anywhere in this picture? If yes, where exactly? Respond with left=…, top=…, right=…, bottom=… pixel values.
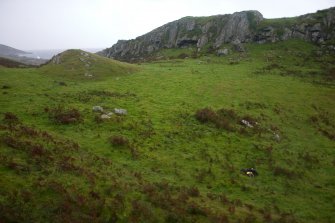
left=98, top=7, right=335, bottom=62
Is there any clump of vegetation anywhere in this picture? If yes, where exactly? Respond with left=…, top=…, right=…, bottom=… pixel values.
left=195, top=107, right=217, bottom=123
left=195, top=107, right=259, bottom=133
left=187, top=186, right=200, bottom=197
left=195, top=107, right=238, bottom=131
left=298, top=152, right=319, bottom=168
left=3, top=112, right=20, bottom=125
left=109, top=135, right=129, bottom=146
left=2, top=84, right=11, bottom=89
left=273, top=166, right=301, bottom=179
left=177, top=53, right=189, bottom=59
left=47, top=106, right=82, bottom=124
left=310, top=107, right=335, bottom=141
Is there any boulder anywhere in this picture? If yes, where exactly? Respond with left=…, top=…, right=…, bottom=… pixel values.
left=241, top=119, right=253, bottom=128
left=100, top=114, right=111, bottom=119
left=217, top=48, right=229, bottom=56
left=232, top=39, right=245, bottom=52
left=80, top=52, right=89, bottom=57
left=114, top=108, right=127, bottom=115
left=51, top=54, right=61, bottom=64
left=274, top=133, right=281, bottom=142
left=92, top=106, right=104, bottom=112
left=85, top=72, right=93, bottom=77
left=197, top=35, right=208, bottom=48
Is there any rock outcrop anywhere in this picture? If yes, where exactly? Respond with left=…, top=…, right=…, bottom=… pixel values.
left=98, top=7, right=335, bottom=62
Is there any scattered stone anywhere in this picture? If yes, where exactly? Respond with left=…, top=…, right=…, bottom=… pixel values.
left=241, top=119, right=253, bottom=128
left=52, top=54, right=61, bottom=64
left=80, top=52, right=89, bottom=57
left=92, top=106, right=104, bottom=112
left=100, top=114, right=111, bottom=119
left=84, top=72, right=93, bottom=77
left=232, top=39, right=245, bottom=52
left=274, top=133, right=281, bottom=142
left=114, top=108, right=127, bottom=115
left=107, top=112, right=114, bottom=116
left=217, top=48, right=229, bottom=56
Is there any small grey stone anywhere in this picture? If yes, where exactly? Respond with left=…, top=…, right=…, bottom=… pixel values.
left=101, top=114, right=111, bottom=119
left=274, top=134, right=281, bottom=142
left=241, top=119, right=253, bottom=128
left=114, top=108, right=127, bottom=115
left=217, top=48, right=229, bottom=56
left=92, top=106, right=104, bottom=112
left=85, top=72, right=93, bottom=77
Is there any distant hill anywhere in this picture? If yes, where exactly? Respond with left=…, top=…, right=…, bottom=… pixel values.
left=0, top=44, right=29, bottom=57
left=0, top=57, right=34, bottom=68
left=0, top=44, right=48, bottom=66
left=98, top=7, right=335, bottom=62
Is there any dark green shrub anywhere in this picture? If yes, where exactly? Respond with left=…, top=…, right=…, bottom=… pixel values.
left=48, top=106, right=82, bottom=124
left=109, top=135, right=129, bottom=146
left=195, top=107, right=217, bottom=123
left=3, top=112, right=20, bottom=125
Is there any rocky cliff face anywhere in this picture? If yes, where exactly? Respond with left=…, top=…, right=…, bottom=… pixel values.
left=99, top=7, right=335, bottom=62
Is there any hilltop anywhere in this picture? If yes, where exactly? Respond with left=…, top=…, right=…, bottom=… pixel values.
left=40, top=49, right=138, bottom=80
left=98, top=7, right=335, bottom=62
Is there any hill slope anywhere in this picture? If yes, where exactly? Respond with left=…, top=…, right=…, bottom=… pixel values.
left=40, top=49, right=138, bottom=80
left=98, top=7, right=335, bottom=62
left=0, top=44, right=29, bottom=57
left=0, top=57, right=34, bottom=68
left=0, top=39, right=334, bottom=222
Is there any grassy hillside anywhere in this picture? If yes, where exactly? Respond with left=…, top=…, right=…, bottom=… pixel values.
left=0, top=40, right=334, bottom=222
left=40, top=49, right=138, bottom=80
left=0, top=57, right=34, bottom=68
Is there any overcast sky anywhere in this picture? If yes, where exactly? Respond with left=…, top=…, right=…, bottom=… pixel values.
left=0, top=0, right=334, bottom=50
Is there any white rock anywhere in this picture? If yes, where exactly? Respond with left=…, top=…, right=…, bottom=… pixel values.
left=274, top=133, right=281, bottom=142
left=241, top=119, right=253, bottom=128
left=92, top=106, right=104, bottom=112
left=100, top=114, right=111, bottom=119
left=114, top=108, right=127, bottom=115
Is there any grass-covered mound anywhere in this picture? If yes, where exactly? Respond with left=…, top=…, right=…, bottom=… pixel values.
left=40, top=49, right=139, bottom=80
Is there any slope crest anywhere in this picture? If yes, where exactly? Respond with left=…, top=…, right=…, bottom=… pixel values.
left=40, top=49, right=138, bottom=80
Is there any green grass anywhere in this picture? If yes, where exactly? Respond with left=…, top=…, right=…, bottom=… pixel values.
left=0, top=40, right=334, bottom=222
left=40, top=49, right=138, bottom=81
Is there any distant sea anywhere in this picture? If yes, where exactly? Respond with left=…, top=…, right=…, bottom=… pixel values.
left=24, top=48, right=103, bottom=59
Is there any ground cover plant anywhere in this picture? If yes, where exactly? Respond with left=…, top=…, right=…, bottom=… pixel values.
left=0, top=40, right=334, bottom=222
